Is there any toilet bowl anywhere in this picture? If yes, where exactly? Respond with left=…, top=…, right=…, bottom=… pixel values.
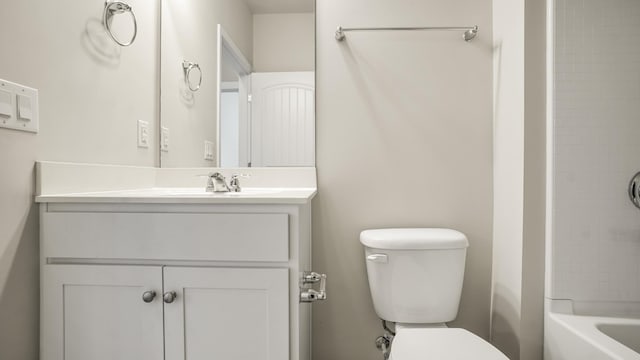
left=360, top=228, right=508, bottom=360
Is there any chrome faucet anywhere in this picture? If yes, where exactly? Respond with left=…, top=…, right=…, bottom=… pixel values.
left=205, top=173, right=246, bottom=193
left=206, top=172, right=231, bottom=193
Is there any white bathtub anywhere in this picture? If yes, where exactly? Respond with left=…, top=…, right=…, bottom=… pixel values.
left=545, top=299, right=640, bottom=360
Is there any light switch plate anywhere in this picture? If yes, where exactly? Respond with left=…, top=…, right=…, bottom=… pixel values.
left=160, top=126, right=169, bottom=152
left=137, top=120, right=149, bottom=148
left=0, top=79, right=39, bottom=133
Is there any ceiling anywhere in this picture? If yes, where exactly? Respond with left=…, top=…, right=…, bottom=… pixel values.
left=246, top=0, right=314, bottom=14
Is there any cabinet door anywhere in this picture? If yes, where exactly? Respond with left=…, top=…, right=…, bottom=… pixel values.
left=164, top=267, right=289, bottom=360
left=41, top=265, right=164, bottom=360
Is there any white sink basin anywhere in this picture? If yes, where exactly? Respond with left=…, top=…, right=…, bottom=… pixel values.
left=215, top=188, right=282, bottom=196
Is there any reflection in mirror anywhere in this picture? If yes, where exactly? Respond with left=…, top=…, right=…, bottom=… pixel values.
left=218, top=26, right=251, bottom=167
left=160, top=0, right=315, bottom=168
left=183, top=60, right=203, bottom=92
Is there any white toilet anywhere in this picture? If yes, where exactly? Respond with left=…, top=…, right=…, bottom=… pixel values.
left=360, top=228, right=508, bottom=360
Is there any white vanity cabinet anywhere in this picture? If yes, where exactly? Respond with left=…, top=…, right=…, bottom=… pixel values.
left=43, top=265, right=165, bottom=360
left=39, top=201, right=315, bottom=360
left=163, top=267, right=289, bottom=360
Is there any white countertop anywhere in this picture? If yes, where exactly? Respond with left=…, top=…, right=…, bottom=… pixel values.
left=36, top=187, right=317, bottom=205
left=35, top=162, right=318, bottom=205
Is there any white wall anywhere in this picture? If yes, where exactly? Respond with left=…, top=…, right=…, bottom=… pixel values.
left=491, top=0, right=525, bottom=357
left=520, top=1, right=546, bottom=358
left=491, top=0, right=546, bottom=358
left=253, top=13, right=315, bottom=72
left=161, top=0, right=252, bottom=167
left=0, top=134, right=39, bottom=360
left=313, top=1, right=493, bottom=359
left=1, top=0, right=159, bottom=165
left=0, top=0, right=159, bottom=358
left=549, top=0, right=640, bottom=303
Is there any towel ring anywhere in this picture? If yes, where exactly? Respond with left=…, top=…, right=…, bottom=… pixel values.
left=103, top=1, right=137, bottom=47
left=183, top=60, right=202, bottom=92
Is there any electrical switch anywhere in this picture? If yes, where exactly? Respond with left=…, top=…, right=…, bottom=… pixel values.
left=0, top=78, right=38, bottom=133
left=0, top=89, right=12, bottom=118
left=17, top=94, right=32, bottom=121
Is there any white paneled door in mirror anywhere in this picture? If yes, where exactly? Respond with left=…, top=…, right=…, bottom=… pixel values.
left=251, top=72, right=315, bottom=167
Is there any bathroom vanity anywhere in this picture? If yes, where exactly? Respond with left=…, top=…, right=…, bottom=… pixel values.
left=36, top=162, right=319, bottom=360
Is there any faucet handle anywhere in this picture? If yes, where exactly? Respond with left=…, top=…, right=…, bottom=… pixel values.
left=229, top=173, right=249, bottom=192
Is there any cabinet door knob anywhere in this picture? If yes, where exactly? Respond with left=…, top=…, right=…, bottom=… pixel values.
left=163, top=291, right=177, bottom=304
left=142, top=291, right=156, bottom=303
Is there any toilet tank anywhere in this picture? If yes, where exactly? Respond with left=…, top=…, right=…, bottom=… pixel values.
left=360, top=228, right=468, bottom=324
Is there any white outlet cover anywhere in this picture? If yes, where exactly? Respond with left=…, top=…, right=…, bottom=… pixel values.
left=204, top=140, right=214, bottom=161
left=137, top=120, right=149, bottom=148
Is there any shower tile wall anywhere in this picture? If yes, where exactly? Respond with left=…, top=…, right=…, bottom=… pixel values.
left=552, top=0, right=640, bottom=302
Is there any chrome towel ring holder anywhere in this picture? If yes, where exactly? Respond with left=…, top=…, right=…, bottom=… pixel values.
left=103, top=1, right=137, bottom=47
left=628, top=172, right=640, bottom=209
left=183, top=60, right=202, bottom=92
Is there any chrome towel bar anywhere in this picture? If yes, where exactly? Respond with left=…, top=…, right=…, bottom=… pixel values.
left=335, top=25, right=478, bottom=42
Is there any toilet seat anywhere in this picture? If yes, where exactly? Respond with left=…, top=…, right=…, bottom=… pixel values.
left=390, top=328, right=509, bottom=360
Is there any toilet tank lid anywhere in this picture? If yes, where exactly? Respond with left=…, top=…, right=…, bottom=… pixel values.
left=360, top=228, right=468, bottom=250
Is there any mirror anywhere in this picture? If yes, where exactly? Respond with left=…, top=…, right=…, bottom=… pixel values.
left=160, top=0, right=315, bottom=168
